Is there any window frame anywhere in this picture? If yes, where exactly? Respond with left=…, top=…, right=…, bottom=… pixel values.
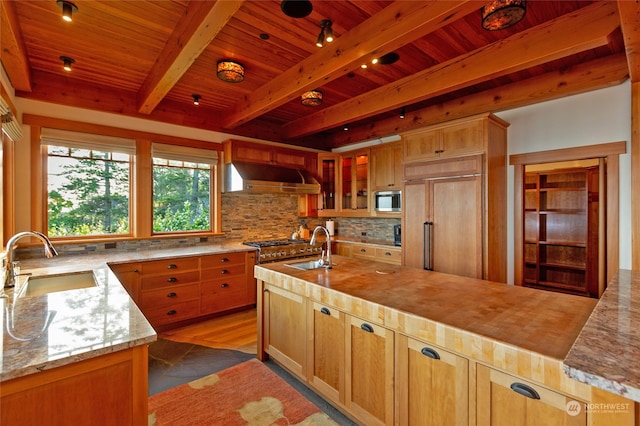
left=27, top=118, right=223, bottom=243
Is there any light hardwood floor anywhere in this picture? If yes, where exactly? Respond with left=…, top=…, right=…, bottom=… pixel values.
left=157, top=308, right=258, bottom=354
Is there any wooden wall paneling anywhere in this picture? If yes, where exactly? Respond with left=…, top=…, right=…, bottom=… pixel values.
left=632, top=82, right=640, bottom=269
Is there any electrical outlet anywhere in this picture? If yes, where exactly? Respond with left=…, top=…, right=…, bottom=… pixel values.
left=361, top=232, right=367, bottom=236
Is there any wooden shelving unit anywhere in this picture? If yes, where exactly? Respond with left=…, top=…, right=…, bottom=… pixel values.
left=523, top=168, right=599, bottom=297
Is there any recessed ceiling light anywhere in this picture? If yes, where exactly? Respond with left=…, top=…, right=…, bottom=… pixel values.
left=260, top=33, right=270, bottom=40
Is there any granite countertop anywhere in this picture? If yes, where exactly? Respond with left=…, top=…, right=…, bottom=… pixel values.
left=1, top=242, right=256, bottom=382
left=564, top=269, right=640, bottom=402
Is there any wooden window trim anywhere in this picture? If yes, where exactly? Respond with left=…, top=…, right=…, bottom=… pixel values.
left=509, top=141, right=626, bottom=288
left=26, top=115, right=223, bottom=243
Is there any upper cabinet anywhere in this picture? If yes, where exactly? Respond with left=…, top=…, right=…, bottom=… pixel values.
left=317, top=149, right=370, bottom=217
left=402, top=117, right=487, bottom=163
left=223, top=139, right=317, bottom=172
left=371, top=141, right=402, bottom=191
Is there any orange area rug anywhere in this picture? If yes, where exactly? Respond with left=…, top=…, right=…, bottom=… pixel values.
left=148, top=358, right=338, bottom=425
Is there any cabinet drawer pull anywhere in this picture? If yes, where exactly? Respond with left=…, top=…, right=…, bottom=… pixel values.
left=420, top=347, right=440, bottom=360
left=221, top=283, right=229, bottom=288
left=166, top=292, right=177, bottom=298
left=167, top=277, right=177, bottom=282
left=166, top=310, right=177, bottom=316
left=320, top=307, right=331, bottom=315
left=360, top=323, right=374, bottom=333
left=220, top=269, right=229, bottom=274
left=360, top=248, right=367, bottom=253
left=510, top=382, right=541, bottom=400
left=220, top=257, right=229, bottom=263
left=384, top=251, right=391, bottom=256
left=167, top=264, right=177, bottom=269
left=133, top=269, right=139, bottom=273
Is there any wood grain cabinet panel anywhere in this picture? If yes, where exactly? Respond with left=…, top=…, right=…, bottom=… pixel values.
left=396, top=334, right=468, bottom=426
left=371, top=141, right=402, bottom=191
left=341, top=242, right=401, bottom=265
left=108, top=262, right=141, bottom=301
left=308, top=302, right=346, bottom=404
left=401, top=113, right=508, bottom=282
left=477, top=365, right=587, bottom=426
left=1, top=346, right=148, bottom=426
left=345, top=314, right=395, bottom=426
left=263, top=283, right=307, bottom=380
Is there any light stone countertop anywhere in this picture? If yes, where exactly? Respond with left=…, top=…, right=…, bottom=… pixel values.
left=564, top=269, right=640, bottom=402
left=1, top=242, right=256, bottom=382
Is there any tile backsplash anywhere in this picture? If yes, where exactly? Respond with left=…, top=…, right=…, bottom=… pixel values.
left=16, top=192, right=399, bottom=258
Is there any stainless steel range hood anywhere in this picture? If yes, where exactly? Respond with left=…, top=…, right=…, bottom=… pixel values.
left=224, top=162, right=321, bottom=194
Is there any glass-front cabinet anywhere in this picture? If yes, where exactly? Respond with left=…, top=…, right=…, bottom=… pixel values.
left=317, top=149, right=370, bottom=217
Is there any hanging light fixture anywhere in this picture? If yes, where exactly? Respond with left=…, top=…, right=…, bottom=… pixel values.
left=192, top=94, right=201, bottom=105
left=301, top=90, right=323, bottom=106
left=56, top=0, right=78, bottom=22
left=481, top=0, right=526, bottom=31
left=343, top=124, right=349, bottom=131
left=216, top=60, right=245, bottom=83
left=316, top=20, right=333, bottom=47
left=60, top=56, right=75, bottom=71
left=400, top=107, right=406, bottom=119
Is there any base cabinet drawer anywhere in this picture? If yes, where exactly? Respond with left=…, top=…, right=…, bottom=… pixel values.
left=201, top=276, right=248, bottom=313
left=140, top=283, right=200, bottom=308
left=144, top=300, right=201, bottom=327
left=141, top=257, right=199, bottom=275
left=477, top=365, right=587, bottom=425
left=141, top=271, right=200, bottom=290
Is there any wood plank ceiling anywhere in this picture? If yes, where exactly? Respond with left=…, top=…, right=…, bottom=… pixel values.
left=0, top=0, right=635, bottom=150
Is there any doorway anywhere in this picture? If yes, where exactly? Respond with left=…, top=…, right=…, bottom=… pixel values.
left=510, top=142, right=626, bottom=297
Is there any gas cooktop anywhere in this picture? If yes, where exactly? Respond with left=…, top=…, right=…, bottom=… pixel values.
left=242, top=239, right=310, bottom=248
left=243, top=238, right=321, bottom=263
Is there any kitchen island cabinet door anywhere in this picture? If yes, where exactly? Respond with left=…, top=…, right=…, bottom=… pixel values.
left=477, top=365, right=586, bottom=425
left=108, top=262, right=141, bottom=301
left=395, top=334, right=468, bottom=426
left=308, top=302, right=345, bottom=404
left=263, top=283, right=307, bottom=380
left=345, top=315, right=394, bottom=426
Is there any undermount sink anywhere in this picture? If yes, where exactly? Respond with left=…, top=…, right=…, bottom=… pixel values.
left=284, top=259, right=332, bottom=270
left=18, top=271, right=97, bottom=298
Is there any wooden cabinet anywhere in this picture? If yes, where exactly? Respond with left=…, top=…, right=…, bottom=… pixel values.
left=348, top=242, right=401, bottom=265
left=371, top=141, right=402, bottom=191
left=523, top=167, right=599, bottom=297
left=401, top=114, right=508, bottom=282
left=263, top=283, right=307, bottom=379
left=346, top=314, right=395, bottom=426
left=404, top=158, right=484, bottom=279
left=108, top=261, right=141, bottom=300
left=307, top=300, right=394, bottom=426
left=308, top=302, right=345, bottom=403
left=223, top=139, right=316, bottom=171
left=201, top=251, right=250, bottom=315
left=1, top=345, right=148, bottom=425
left=140, top=257, right=201, bottom=327
left=477, top=365, right=586, bottom=425
left=109, top=251, right=255, bottom=330
left=403, top=116, right=485, bottom=162
left=317, top=149, right=370, bottom=217
left=396, top=334, right=468, bottom=426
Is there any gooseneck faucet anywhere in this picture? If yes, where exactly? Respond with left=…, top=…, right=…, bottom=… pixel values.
left=3, top=231, right=58, bottom=289
left=310, top=226, right=332, bottom=269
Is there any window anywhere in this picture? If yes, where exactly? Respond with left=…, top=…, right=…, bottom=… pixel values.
left=151, top=143, right=218, bottom=234
left=42, top=128, right=135, bottom=237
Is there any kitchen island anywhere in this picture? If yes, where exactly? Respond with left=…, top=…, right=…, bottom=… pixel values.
left=0, top=242, right=255, bottom=425
left=255, top=255, right=638, bottom=426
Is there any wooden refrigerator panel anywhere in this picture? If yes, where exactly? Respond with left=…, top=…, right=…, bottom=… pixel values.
left=429, top=176, right=483, bottom=279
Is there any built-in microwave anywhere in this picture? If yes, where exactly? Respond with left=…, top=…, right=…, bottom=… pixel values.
left=374, top=190, right=401, bottom=212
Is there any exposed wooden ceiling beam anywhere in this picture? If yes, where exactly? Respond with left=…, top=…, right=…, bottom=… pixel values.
left=0, top=0, right=31, bottom=92
left=136, top=0, right=243, bottom=114
left=617, top=0, right=640, bottom=82
left=221, top=0, right=482, bottom=129
left=326, top=54, right=629, bottom=148
left=282, top=1, right=620, bottom=139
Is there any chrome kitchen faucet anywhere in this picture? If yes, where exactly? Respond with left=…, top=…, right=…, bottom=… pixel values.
left=310, top=226, right=332, bottom=269
left=3, top=231, right=58, bottom=289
